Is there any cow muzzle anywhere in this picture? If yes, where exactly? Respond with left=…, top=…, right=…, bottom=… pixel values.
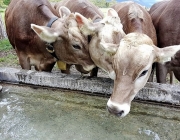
left=107, top=98, right=130, bottom=117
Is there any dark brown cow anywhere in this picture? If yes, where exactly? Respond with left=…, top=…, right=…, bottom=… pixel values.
left=5, top=0, right=95, bottom=72
left=54, top=0, right=104, bottom=76
left=111, top=1, right=157, bottom=82
left=149, top=0, right=180, bottom=83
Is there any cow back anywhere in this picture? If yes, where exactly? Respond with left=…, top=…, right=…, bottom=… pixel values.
left=5, top=0, right=57, bottom=49
left=54, top=0, right=104, bottom=21
left=150, top=0, right=180, bottom=47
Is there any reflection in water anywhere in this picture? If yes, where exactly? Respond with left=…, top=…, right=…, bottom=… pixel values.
left=139, top=128, right=160, bottom=140
left=0, top=85, right=180, bottom=140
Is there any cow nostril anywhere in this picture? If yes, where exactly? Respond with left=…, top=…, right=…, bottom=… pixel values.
left=117, top=110, right=124, bottom=116
left=107, top=106, right=124, bottom=116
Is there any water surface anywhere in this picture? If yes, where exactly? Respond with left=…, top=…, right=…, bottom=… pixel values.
left=0, top=85, right=179, bottom=140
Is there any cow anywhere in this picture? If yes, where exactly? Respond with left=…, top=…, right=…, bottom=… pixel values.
left=54, top=0, right=103, bottom=22
left=5, top=0, right=95, bottom=72
left=149, top=0, right=180, bottom=83
left=111, top=1, right=157, bottom=45
left=75, top=14, right=180, bottom=117
left=75, top=8, right=126, bottom=79
left=111, top=1, right=157, bottom=81
left=54, top=0, right=104, bottom=76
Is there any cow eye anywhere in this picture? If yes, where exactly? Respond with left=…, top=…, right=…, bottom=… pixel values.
left=139, top=70, right=148, bottom=78
left=72, top=44, right=81, bottom=50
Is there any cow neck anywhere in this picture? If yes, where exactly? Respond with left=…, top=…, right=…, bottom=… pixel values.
left=45, top=17, right=59, bottom=60
left=87, top=18, right=102, bottom=43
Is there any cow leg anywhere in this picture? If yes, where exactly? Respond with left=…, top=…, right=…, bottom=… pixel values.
left=61, top=64, right=71, bottom=74
left=90, top=67, right=98, bottom=77
left=156, top=63, right=168, bottom=83
left=173, top=68, right=180, bottom=82
left=18, top=53, right=31, bottom=70
left=169, top=71, right=174, bottom=84
left=148, top=63, right=155, bottom=82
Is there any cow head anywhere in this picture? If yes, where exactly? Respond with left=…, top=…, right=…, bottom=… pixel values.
left=31, top=6, right=95, bottom=72
left=75, top=8, right=125, bottom=43
left=75, top=8, right=126, bottom=78
left=103, top=32, right=180, bottom=117
left=126, top=2, right=145, bottom=33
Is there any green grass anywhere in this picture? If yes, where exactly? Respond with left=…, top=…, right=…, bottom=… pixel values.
left=0, top=39, right=11, bottom=51
left=0, top=6, right=6, bottom=23
left=0, top=54, right=16, bottom=63
left=2, top=53, right=17, bottom=62
left=0, top=39, right=18, bottom=67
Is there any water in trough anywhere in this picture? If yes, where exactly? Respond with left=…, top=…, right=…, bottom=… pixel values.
left=0, top=85, right=179, bottom=140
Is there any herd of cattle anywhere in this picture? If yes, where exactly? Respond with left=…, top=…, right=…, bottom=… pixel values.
left=4, top=0, right=180, bottom=117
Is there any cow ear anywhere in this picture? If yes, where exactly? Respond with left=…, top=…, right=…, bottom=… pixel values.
left=75, top=13, right=105, bottom=36
left=100, top=42, right=119, bottom=55
left=31, top=24, right=59, bottom=43
left=75, top=12, right=90, bottom=28
left=107, top=8, right=119, bottom=18
left=59, top=6, right=71, bottom=17
left=155, top=45, right=180, bottom=63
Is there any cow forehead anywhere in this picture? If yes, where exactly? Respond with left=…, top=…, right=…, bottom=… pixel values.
left=99, top=16, right=124, bottom=43
left=128, top=3, right=144, bottom=19
left=68, top=27, right=87, bottom=45
left=99, top=24, right=118, bottom=43
left=113, top=40, right=154, bottom=77
left=55, top=15, right=88, bottom=47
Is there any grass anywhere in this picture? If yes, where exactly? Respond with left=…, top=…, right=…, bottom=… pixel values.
left=0, top=39, right=11, bottom=51
left=0, top=53, right=16, bottom=62
left=0, top=38, right=18, bottom=67
left=0, top=6, right=6, bottom=23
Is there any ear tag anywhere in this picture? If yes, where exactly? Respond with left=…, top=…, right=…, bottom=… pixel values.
left=57, top=61, right=67, bottom=70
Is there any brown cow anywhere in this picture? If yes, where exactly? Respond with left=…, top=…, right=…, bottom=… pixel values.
left=149, top=0, right=180, bottom=83
left=54, top=0, right=103, bottom=22
left=111, top=1, right=157, bottom=45
left=54, top=0, right=104, bottom=76
left=111, top=1, right=157, bottom=81
left=5, top=0, right=95, bottom=72
left=76, top=13, right=180, bottom=117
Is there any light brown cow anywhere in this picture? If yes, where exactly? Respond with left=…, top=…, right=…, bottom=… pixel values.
left=105, top=32, right=180, bottom=117
left=54, top=0, right=104, bottom=76
left=149, top=0, right=180, bottom=83
left=75, top=8, right=126, bottom=79
left=5, top=0, right=95, bottom=72
left=76, top=14, right=180, bottom=116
